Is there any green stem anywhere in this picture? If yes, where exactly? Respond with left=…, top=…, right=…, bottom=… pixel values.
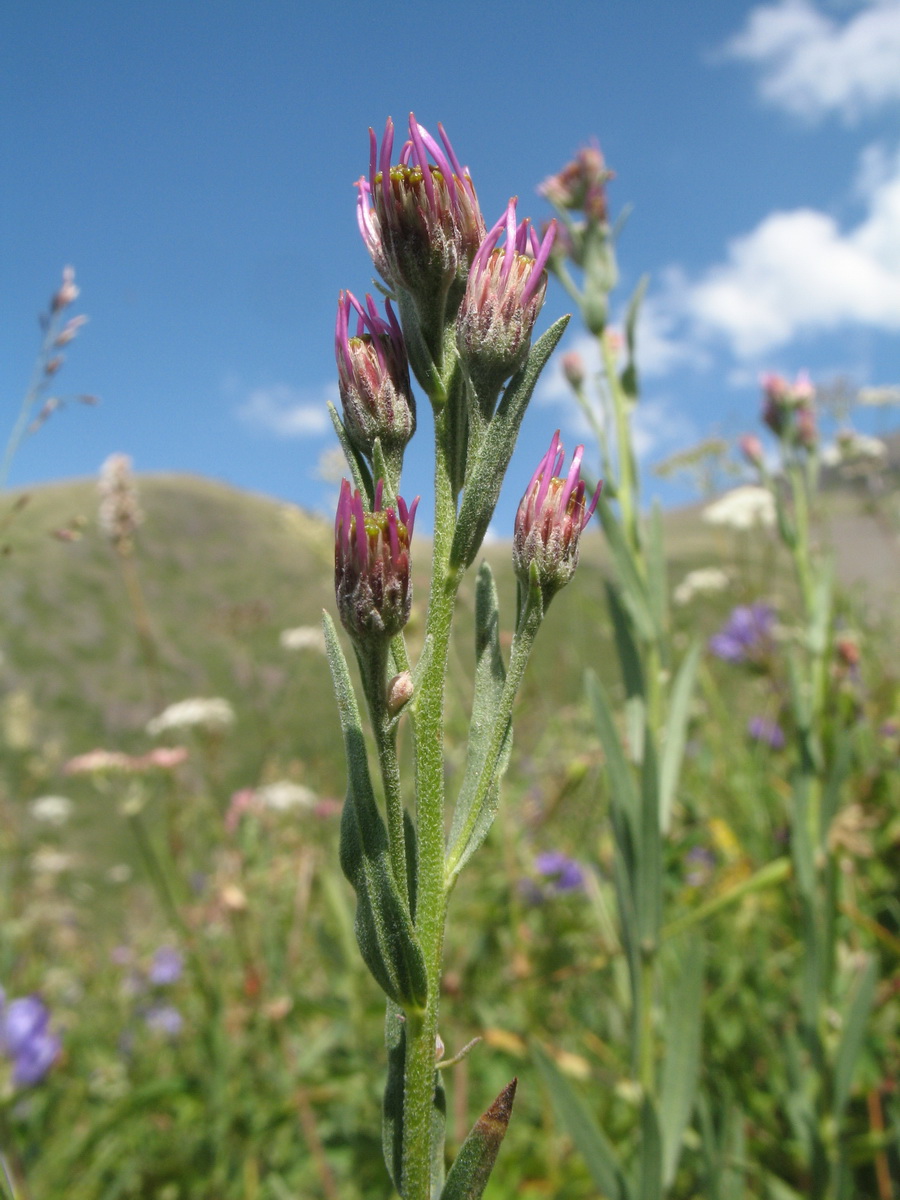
left=402, top=413, right=461, bottom=1200
left=638, top=954, right=656, bottom=1096
left=601, top=333, right=638, bottom=557
left=365, top=646, right=409, bottom=900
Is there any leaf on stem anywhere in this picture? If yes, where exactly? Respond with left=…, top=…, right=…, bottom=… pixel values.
left=659, top=639, right=700, bottom=835
left=450, top=315, right=570, bottom=571
left=833, top=956, right=878, bottom=1120
left=446, top=562, right=511, bottom=879
left=440, top=1078, right=517, bottom=1200
left=659, top=938, right=704, bottom=1188
left=328, top=402, right=373, bottom=504
left=323, top=614, right=427, bottom=1009
left=595, top=496, right=656, bottom=644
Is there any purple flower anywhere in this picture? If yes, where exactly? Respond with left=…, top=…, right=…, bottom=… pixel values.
left=534, top=850, right=586, bottom=893
left=747, top=716, right=786, bottom=750
left=684, top=846, right=716, bottom=887
left=457, top=198, right=556, bottom=396
left=0, top=993, right=61, bottom=1087
left=334, top=480, right=418, bottom=642
left=709, top=604, right=775, bottom=664
left=335, top=290, right=415, bottom=462
left=148, top=946, right=183, bottom=987
left=355, top=115, right=485, bottom=303
left=513, top=431, right=601, bottom=607
left=143, top=1004, right=183, bottom=1038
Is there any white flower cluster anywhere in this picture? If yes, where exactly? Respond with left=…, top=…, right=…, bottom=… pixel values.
left=702, top=486, right=776, bottom=532
left=279, top=626, right=326, bottom=653
left=146, top=697, right=235, bottom=737
left=255, top=781, right=317, bottom=812
left=673, top=567, right=730, bottom=606
left=821, top=432, right=888, bottom=467
left=29, top=795, right=74, bottom=826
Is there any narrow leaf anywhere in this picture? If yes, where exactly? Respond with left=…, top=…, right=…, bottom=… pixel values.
left=441, top=1079, right=517, bottom=1200
left=659, top=939, right=704, bottom=1187
left=447, top=562, right=510, bottom=877
left=659, top=640, right=700, bottom=834
left=833, top=956, right=878, bottom=1119
left=586, top=669, right=639, bottom=833
left=637, top=732, right=662, bottom=949
left=450, top=315, right=570, bottom=570
left=382, top=1001, right=406, bottom=1190
left=606, top=581, right=646, bottom=765
left=637, top=1097, right=663, bottom=1200
left=532, top=1045, right=627, bottom=1200
left=645, top=501, right=669, bottom=654
left=323, top=614, right=427, bottom=1009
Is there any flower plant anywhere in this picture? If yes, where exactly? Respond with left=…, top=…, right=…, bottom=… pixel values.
left=325, top=114, right=598, bottom=1199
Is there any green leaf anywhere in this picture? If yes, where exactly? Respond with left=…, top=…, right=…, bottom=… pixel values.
left=637, top=732, right=662, bottom=949
left=833, top=956, right=878, bottom=1119
left=441, top=1079, right=517, bottom=1200
left=532, top=1045, right=627, bottom=1200
left=327, top=402, right=373, bottom=503
left=637, top=1098, right=662, bottom=1200
left=659, top=939, right=704, bottom=1187
left=382, top=1001, right=406, bottom=1190
left=659, top=640, right=700, bottom=835
left=645, top=501, right=669, bottom=653
left=450, top=315, right=570, bottom=570
left=595, top=495, right=656, bottom=644
left=323, top=614, right=427, bottom=1010
left=447, top=562, right=511, bottom=878
left=586, top=669, right=639, bottom=833
left=605, top=581, right=646, bottom=765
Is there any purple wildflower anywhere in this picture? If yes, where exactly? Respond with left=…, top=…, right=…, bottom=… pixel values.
left=355, top=115, right=485, bottom=301
left=457, top=198, right=556, bottom=394
left=0, top=993, right=61, bottom=1086
left=334, top=480, right=418, bottom=642
left=684, top=846, right=716, bottom=888
left=709, top=604, right=775, bottom=664
left=148, top=946, right=183, bottom=987
left=143, top=1004, right=183, bottom=1038
left=747, top=716, right=786, bottom=750
left=335, top=290, right=415, bottom=461
left=513, top=431, right=601, bottom=606
left=534, top=850, right=586, bottom=893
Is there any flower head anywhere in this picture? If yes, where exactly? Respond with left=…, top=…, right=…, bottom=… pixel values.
left=534, top=850, right=586, bottom=893
left=539, top=142, right=613, bottom=224
left=0, top=993, right=61, bottom=1087
left=148, top=946, right=183, bottom=987
left=146, top=698, right=235, bottom=737
left=356, top=115, right=485, bottom=303
left=709, top=604, right=775, bottom=664
left=761, top=371, right=816, bottom=447
left=513, top=431, right=601, bottom=606
left=747, top=716, right=786, bottom=750
left=702, top=485, right=776, bottom=532
left=334, top=480, right=418, bottom=641
left=457, top=198, right=556, bottom=395
left=335, top=291, right=415, bottom=460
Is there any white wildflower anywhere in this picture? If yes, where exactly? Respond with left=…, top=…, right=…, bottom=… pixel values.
left=856, top=386, right=900, bottom=408
left=279, top=626, right=326, bottom=653
left=146, top=697, right=235, bottom=737
left=673, top=567, right=731, bottom=606
left=29, top=795, right=74, bottom=826
left=837, top=432, right=887, bottom=462
left=31, top=848, right=75, bottom=875
left=256, top=781, right=317, bottom=812
left=98, top=453, right=143, bottom=551
left=702, top=486, right=776, bottom=532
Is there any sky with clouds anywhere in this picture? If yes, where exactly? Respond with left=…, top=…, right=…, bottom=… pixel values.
left=2, top=0, right=899, bottom=530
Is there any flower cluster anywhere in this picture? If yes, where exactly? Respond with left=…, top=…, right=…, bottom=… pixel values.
left=747, top=715, right=786, bottom=750
left=334, top=480, right=418, bottom=642
left=98, top=453, right=143, bottom=555
left=709, top=604, right=775, bottom=665
left=146, top=698, right=235, bottom=737
left=539, top=141, right=613, bottom=226
left=513, top=431, right=601, bottom=606
left=760, top=371, right=817, bottom=450
left=0, top=991, right=61, bottom=1087
left=702, top=485, right=776, bottom=532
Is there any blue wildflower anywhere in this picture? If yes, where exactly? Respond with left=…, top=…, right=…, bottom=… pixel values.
left=709, top=604, right=775, bottom=664
left=0, top=992, right=61, bottom=1087
left=148, top=946, right=183, bottom=987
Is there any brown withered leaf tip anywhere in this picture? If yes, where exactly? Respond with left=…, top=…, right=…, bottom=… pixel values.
left=477, top=1077, right=518, bottom=1136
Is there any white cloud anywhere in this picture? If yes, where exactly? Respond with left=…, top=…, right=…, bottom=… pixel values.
left=724, top=0, right=900, bottom=122
left=237, top=383, right=332, bottom=437
left=683, top=143, right=900, bottom=356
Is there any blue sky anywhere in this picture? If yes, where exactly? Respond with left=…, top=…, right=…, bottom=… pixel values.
left=3, top=0, right=900, bottom=531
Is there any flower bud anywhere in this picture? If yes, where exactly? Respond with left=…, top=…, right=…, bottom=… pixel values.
left=51, top=266, right=79, bottom=313
left=539, top=142, right=613, bottom=225
left=513, top=431, right=601, bottom=606
left=335, top=291, right=416, bottom=461
left=561, top=351, right=585, bottom=389
left=739, top=433, right=764, bottom=468
left=355, top=115, right=485, bottom=306
left=456, top=199, right=555, bottom=399
left=335, top=480, right=418, bottom=642
left=386, top=670, right=414, bottom=716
